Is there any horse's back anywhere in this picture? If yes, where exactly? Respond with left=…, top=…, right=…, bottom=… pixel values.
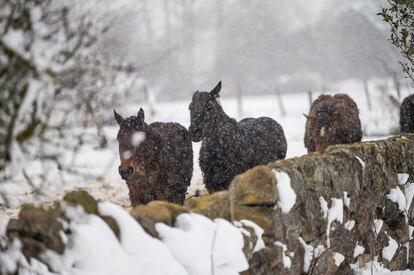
left=151, top=122, right=190, bottom=142
left=240, top=117, right=287, bottom=162
left=150, top=122, right=193, bottom=170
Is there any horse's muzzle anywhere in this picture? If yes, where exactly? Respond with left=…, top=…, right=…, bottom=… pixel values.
left=189, top=126, right=202, bottom=142
left=119, top=166, right=134, bottom=180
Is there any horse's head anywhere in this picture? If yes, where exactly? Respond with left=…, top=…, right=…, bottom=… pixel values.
left=315, top=105, right=332, bottom=130
left=114, top=108, right=147, bottom=181
left=188, top=81, right=222, bottom=142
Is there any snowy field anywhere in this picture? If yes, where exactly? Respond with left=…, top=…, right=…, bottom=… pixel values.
left=0, top=78, right=411, bottom=237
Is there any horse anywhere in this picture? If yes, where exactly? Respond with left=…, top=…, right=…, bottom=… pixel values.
left=401, top=94, right=414, bottom=133
left=304, top=94, right=362, bottom=153
left=115, top=108, right=193, bottom=206
left=188, top=81, right=287, bottom=193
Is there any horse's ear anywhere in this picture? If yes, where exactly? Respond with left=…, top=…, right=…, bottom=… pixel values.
left=114, top=109, right=124, bottom=125
left=137, top=108, right=145, bottom=123
left=209, top=81, right=221, bottom=99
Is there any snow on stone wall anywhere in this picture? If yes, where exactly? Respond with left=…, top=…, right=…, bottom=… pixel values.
left=0, top=201, right=252, bottom=275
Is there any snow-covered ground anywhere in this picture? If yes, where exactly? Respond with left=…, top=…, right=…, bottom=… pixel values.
left=0, top=78, right=410, bottom=237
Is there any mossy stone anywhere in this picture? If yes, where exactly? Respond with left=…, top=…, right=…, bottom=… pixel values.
left=230, top=165, right=278, bottom=207
left=184, top=191, right=230, bottom=220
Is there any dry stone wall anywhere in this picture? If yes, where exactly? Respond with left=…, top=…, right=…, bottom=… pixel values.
left=187, top=134, right=414, bottom=274
left=1, top=134, right=414, bottom=274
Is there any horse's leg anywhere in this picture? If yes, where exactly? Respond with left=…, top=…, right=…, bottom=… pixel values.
left=203, top=164, right=233, bottom=193
left=164, top=177, right=187, bottom=204
left=127, top=176, right=155, bottom=207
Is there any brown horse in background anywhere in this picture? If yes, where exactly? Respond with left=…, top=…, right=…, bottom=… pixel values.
left=304, top=94, right=362, bottom=153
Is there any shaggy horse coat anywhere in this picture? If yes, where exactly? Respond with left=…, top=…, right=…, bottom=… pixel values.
left=115, top=108, right=193, bottom=206
left=401, top=94, right=414, bottom=133
left=304, top=94, right=362, bottom=153
left=188, top=82, right=287, bottom=193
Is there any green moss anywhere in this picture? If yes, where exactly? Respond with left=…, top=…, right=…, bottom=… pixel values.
left=63, top=190, right=98, bottom=214
left=185, top=191, right=230, bottom=220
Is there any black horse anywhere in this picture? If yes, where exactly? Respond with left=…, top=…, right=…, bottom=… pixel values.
left=188, top=81, right=287, bottom=193
left=115, top=108, right=193, bottom=206
left=401, top=94, right=414, bottom=133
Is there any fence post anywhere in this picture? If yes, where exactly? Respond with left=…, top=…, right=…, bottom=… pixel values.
left=235, top=79, right=243, bottom=119
left=363, top=79, right=372, bottom=111
left=308, top=90, right=313, bottom=108
left=275, top=86, right=286, bottom=117
left=143, top=85, right=156, bottom=119
left=391, top=71, right=401, bottom=99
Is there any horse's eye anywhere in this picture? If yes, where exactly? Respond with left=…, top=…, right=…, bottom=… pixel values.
left=206, top=101, right=214, bottom=109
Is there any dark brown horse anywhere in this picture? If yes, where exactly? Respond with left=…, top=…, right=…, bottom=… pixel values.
left=115, top=108, right=193, bottom=206
left=401, top=94, right=414, bottom=133
left=304, top=94, right=362, bottom=153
